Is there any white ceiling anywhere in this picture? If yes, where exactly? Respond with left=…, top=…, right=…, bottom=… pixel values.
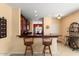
left=7, top=3, right=79, bottom=20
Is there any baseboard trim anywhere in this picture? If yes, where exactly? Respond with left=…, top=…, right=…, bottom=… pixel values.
left=0, top=53, right=10, bottom=56
left=9, top=52, right=43, bottom=56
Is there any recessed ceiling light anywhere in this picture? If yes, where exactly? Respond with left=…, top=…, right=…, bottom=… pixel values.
left=35, top=14, right=38, bottom=17
left=34, top=10, right=37, bottom=13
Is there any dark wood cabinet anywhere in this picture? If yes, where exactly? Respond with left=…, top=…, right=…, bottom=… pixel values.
left=21, top=15, right=30, bottom=35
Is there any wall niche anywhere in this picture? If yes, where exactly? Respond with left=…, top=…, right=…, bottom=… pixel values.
left=0, top=17, right=7, bottom=38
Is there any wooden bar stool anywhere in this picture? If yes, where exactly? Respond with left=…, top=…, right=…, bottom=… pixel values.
left=24, top=38, right=33, bottom=55
left=42, top=38, right=52, bottom=56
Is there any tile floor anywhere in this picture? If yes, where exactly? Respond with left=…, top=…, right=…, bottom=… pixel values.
left=57, top=43, right=79, bottom=56
left=10, top=43, right=79, bottom=56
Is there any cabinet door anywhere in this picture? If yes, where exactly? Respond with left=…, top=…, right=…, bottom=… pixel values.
left=21, top=15, right=30, bottom=35
left=21, top=16, right=27, bottom=35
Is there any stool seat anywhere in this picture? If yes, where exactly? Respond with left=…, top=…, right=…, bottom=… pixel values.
left=43, top=42, right=51, bottom=46
left=24, top=41, right=33, bottom=46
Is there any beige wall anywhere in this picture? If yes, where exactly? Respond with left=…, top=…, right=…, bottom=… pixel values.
left=44, top=17, right=61, bottom=35
left=10, top=7, right=25, bottom=53
left=61, top=10, right=79, bottom=43
left=0, top=4, right=12, bottom=54
left=0, top=4, right=24, bottom=55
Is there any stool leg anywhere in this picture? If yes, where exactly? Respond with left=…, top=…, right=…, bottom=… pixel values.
left=31, top=45, right=33, bottom=55
left=48, top=46, right=52, bottom=56
left=43, top=46, right=46, bottom=56
left=24, top=46, right=27, bottom=56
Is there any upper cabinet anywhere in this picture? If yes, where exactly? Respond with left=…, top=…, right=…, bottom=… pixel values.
left=21, top=15, right=30, bottom=35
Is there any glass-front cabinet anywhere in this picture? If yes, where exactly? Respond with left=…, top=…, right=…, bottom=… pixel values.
left=33, top=18, right=44, bottom=36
